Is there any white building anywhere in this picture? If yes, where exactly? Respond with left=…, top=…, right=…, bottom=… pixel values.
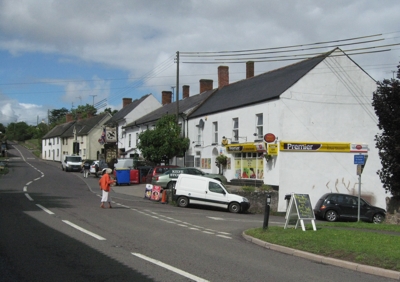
left=186, top=48, right=385, bottom=211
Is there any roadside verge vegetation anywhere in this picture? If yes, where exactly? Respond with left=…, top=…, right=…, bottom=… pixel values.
left=245, top=222, right=400, bottom=271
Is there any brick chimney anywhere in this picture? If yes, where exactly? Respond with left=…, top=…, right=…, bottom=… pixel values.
left=199, top=79, right=213, bottom=93
left=246, top=61, right=254, bottom=79
left=182, top=85, right=190, bottom=99
left=123, top=98, right=132, bottom=108
left=66, top=113, right=73, bottom=123
left=218, top=66, right=229, bottom=89
left=162, top=91, right=172, bottom=105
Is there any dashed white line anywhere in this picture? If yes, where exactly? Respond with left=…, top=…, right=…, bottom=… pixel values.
left=131, top=252, right=209, bottom=282
left=25, top=193, right=33, bottom=201
left=62, top=220, right=106, bottom=240
left=36, top=204, right=55, bottom=215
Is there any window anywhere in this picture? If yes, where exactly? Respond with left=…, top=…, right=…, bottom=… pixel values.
left=196, top=126, right=202, bottom=146
left=209, top=182, right=224, bottom=193
left=136, top=133, right=139, bottom=146
left=57, top=137, right=59, bottom=144
left=57, top=149, right=59, bottom=156
left=128, top=134, right=131, bottom=147
left=195, top=151, right=201, bottom=167
left=232, top=118, right=239, bottom=142
left=256, top=114, right=263, bottom=139
left=213, top=122, right=218, bottom=144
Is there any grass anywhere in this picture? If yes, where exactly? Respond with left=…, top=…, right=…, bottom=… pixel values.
left=245, top=221, right=400, bottom=271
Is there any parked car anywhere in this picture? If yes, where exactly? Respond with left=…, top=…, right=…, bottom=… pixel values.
left=313, top=193, right=386, bottom=224
left=152, top=167, right=228, bottom=189
left=90, top=160, right=108, bottom=177
left=145, top=165, right=179, bottom=183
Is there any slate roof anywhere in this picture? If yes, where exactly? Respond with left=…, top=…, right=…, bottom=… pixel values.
left=61, top=113, right=111, bottom=138
left=188, top=49, right=334, bottom=119
left=106, top=94, right=151, bottom=125
left=42, top=121, right=75, bottom=139
left=124, top=89, right=216, bottom=128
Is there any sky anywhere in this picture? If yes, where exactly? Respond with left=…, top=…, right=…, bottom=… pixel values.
left=0, top=0, right=399, bottom=126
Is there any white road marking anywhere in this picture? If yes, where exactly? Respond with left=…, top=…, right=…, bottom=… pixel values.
left=23, top=186, right=27, bottom=192
left=62, top=220, right=106, bottom=241
left=216, top=235, right=232, bottom=239
left=36, top=204, right=55, bottom=215
left=207, top=217, right=224, bottom=220
left=25, top=193, right=33, bottom=201
left=26, top=181, right=32, bottom=185
left=131, top=252, right=209, bottom=282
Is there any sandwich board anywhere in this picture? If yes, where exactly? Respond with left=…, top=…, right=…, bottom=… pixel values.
left=284, top=193, right=316, bottom=231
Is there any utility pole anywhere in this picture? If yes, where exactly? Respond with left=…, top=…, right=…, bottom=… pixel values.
left=175, top=51, right=180, bottom=124
left=90, top=95, right=97, bottom=106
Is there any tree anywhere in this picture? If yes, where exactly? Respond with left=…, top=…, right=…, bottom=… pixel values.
left=72, top=104, right=97, bottom=119
left=372, top=63, right=400, bottom=196
left=49, top=108, right=69, bottom=124
left=102, top=107, right=118, bottom=116
left=137, top=114, right=190, bottom=164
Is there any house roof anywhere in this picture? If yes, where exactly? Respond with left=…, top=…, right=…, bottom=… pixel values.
left=188, top=50, right=334, bottom=119
left=124, top=89, right=216, bottom=128
left=106, top=94, right=151, bottom=125
left=61, top=113, right=111, bottom=138
left=42, top=121, right=75, bottom=139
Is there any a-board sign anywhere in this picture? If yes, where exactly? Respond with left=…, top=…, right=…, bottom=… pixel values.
left=284, top=193, right=316, bottom=231
left=293, top=194, right=314, bottom=219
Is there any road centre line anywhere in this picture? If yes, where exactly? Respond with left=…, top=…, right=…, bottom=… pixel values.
left=62, top=220, right=106, bottom=241
left=25, top=193, right=33, bottom=201
left=36, top=204, right=55, bottom=215
left=131, top=252, right=209, bottom=282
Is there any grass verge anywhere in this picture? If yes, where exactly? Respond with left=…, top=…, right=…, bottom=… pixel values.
left=245, top=222, right=400, bottom=271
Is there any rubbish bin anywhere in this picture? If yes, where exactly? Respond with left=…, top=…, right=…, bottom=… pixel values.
left=130, top=169, right=139, bottom=184
left=115, top=168, right=130, bottom=185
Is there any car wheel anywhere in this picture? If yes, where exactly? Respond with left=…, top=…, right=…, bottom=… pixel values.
left=229, top=202, right=241, bottom=213
left=325, top=210, right=338, bottom=222
left=177, top=197, right=189, bottom=208
left=372, top=213, right=385, bottom=224
left=167, top=181, right=176, bottom=190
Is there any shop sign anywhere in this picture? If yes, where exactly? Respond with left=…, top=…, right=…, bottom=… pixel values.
left=106, top=127, right=117, bottom=142
left=226, top=143, right=257, bottom=153
left=350, top=143, right=368, bottom=153
left=268, top=143, right=279, bottom=155
left=264, top=133, right=276, bottom=143
left=280, top=141, right=353, bottom=152
left=255, top=142, right=266, bottom=152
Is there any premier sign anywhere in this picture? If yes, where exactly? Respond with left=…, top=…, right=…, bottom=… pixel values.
left=280, top=141, right=368, bottom=153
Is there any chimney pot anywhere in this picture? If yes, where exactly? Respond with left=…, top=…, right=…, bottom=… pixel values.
left=123, top=98, right=133, bottom=108
left=183, top=85, right=190, bottom=99
left=199, top=79, right=213, bottom=93
left=162, top=91, right=172, bottom=105
left=218, top=66, right=229, bottom=89
left=246, top=61, right=254, bottom=79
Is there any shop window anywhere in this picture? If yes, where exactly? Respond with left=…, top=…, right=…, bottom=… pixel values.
left=195, top=151, right=201, bottom=167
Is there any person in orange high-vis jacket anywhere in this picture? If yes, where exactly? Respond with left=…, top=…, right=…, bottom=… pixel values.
left=99, top=168, right=116, bottom=208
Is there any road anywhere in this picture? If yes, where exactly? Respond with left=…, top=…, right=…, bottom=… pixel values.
left=0, top=142, right=395, bottom=281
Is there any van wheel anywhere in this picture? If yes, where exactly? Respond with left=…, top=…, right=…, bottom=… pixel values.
left=229, top=202, right=241, bottom=213
left=177, top=197, right=189, bottom=208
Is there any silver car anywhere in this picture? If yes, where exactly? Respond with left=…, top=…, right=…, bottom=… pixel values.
left=152, top=167, right=228, bottom=189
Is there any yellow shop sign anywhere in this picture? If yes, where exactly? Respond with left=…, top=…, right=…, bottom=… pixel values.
left=280, top=141, right=352, bottom=152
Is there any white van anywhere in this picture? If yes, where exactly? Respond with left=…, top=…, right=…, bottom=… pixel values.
left=173, top=174, right=250, bottom=213
left=61, top=155, right=82, bottom=172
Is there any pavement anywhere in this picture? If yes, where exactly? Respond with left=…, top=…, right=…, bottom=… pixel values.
left=40, top=160, right=400, bottom=280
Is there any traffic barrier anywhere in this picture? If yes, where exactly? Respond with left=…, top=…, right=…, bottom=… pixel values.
left=161, top=189, right=167, bottom=204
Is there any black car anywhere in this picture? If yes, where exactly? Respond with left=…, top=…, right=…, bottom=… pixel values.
left=313, top=193, right=386, bottom=224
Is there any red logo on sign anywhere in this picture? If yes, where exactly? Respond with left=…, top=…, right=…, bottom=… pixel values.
left=356, top=145, right=362, bottom=150
left=264, top=133, right=276, bottom=143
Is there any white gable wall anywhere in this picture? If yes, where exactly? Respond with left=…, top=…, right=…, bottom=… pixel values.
left=277, top=51, right=383, bottom=211
left=119, top=95, right=161, bottom=151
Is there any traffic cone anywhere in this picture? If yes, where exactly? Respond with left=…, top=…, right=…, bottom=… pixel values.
left=161, top=189, right=167, bottom=204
